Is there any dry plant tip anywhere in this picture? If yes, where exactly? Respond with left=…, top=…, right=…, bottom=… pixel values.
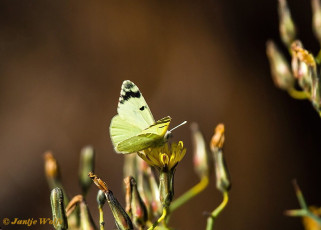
left=88, top=172, right=109, bottom=193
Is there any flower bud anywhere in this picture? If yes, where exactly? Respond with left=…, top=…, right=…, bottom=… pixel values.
left=106, top=190, right=134, bottom=230
left=89, top=172, right=133, bottom=230
left=210, top=124, right=225, bottom=150
left=278, top=0, right=296, bottom=47
left=46, top=153, right=79, bottom=228
left=79, top=146, right=95, bottom=196
left=291, top=40, right=303, bottom=78
left=97, top=190, right=106, bottom=229
left=44, top=151, right=60, bottom=182
left=211, top=124, right=231, bottom=193
left=266, top=40, right=294, bottom=90
left=124, top=176, right=148, bottom=228
left=191, top=122, right=213, bottom=179
left=213, top=149, right=231, bottom=193
left=50, top=187, right=68, bottom=230
left=97, top=190, right=107, bottom=207
left=291, top=41, right=316, bottom=92
left=44, top=152, right=69, bottom=206
left=312, top=0, right=321, bottom=44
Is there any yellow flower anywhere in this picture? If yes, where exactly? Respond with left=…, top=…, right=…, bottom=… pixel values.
left=138, top=141, right=186, bottom=171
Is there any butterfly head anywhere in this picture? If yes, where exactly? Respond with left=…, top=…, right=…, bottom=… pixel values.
left=165, top=121, right=187, bottom=141
left=165, top=131, right=173, bottom=140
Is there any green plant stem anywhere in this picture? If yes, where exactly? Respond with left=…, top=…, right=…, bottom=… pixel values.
left=295, top=186, right=308, bottom=210
left=205, top=191, right=229, bottom=230
left=284, top=180, right=321, bottom=225
left=285, top=209, right=321, bottom=225
left=287, top=88, right=310, bottom=100
left=170, top=176, right=209, bottom=213
left=316, top=49, right=321, bottom=64
left=148, top=207, right=168, bottom=230
left=98, top=205, right=104, bottom=230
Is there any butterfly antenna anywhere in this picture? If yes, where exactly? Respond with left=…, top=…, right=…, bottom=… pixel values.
left=169, top=121, right=187, bottom=132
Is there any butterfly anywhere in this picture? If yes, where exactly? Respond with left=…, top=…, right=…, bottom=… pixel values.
left=110, top=80, right=185, bottom=154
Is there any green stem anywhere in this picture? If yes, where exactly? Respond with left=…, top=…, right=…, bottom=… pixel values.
left=170, top=176, right=209, bottom=213
left=148, top=207, right=168, bottom=230
left=315, top=49, right=321, bottom=64
left=99, top=205, right=104, bottom=230
left=292, top=180, right=308, bottom=210
left=206, top=191, right=229, bottom=230
left=285, top=209, right=321, bottom=225
left=284, top=180, right=321, bottom=226
left=287, top=88, right=310, bottom=100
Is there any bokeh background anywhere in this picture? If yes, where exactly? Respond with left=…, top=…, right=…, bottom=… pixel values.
left=1, top=0, right=321, bottom=229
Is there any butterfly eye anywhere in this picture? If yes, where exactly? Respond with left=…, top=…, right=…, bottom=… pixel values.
left=165, top=131, right=173, bottom=140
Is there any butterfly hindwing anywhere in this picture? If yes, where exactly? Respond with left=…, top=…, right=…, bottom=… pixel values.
left=110, top=115, right=142, bottom=147
left=116, top=133, right=163, bottom=153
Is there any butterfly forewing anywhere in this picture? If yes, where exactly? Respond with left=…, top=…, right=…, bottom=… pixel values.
left=110, top=80, right=172, bottom=154
left=117, top=80, right=155, bottom=130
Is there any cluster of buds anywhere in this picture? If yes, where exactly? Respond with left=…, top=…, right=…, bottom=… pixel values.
left=45, top=122, right=232, bottom=230
left=44, top=146, right=97, bottom=229
left=266, top=0, right=321, bottom=115
left=268, top=1, right=321, bottom=228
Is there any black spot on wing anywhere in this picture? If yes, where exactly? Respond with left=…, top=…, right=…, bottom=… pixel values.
left=120, top=90, right=141, bottom=103
left=119, top=89, right=141, bottom=104
left=124, top=81, right=134, bottom=89
left=139, top=106, right=145, bottom=111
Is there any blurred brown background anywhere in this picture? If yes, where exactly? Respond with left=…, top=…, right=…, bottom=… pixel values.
left=1, top=0, right=321, bottom=229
